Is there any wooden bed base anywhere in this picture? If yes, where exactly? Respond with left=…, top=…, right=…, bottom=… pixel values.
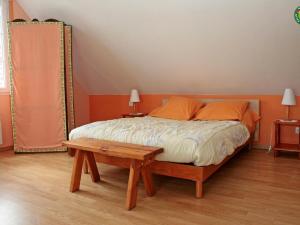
left=93, top=138, right=252, bottom=198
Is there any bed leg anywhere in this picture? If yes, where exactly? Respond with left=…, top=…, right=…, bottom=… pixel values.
left=248, top=134, right=255, bottom=151
left=68, top=148, right=76, bottom=157
left=195, top=180, right=203, bottom=198
left=83, top=158, right=89, bottom=174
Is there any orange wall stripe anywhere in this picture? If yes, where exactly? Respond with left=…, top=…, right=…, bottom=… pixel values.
left=90, top=94, right=300, bottom=146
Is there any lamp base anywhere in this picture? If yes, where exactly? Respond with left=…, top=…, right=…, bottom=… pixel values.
left=129, top=112, right=143, bottom=116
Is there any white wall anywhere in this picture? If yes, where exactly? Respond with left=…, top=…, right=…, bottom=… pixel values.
left=17, top=0, right=300, bottom=95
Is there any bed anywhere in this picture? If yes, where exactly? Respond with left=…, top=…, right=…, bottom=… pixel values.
left=69, top=98, right=260, bottom=197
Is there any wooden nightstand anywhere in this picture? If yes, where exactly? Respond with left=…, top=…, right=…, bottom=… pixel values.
left=273, top=120, right=300, bottom=159
left=122, top=113, right=146, bottom=118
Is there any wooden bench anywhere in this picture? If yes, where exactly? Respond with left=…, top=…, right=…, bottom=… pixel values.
left=63, top=138, right=163, bottom=210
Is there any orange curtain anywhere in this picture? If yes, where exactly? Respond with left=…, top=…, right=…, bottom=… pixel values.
left=9, top=22, right=67, bottom=152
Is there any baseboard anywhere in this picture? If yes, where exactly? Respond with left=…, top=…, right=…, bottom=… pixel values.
left=0, top=145, right=13, bottom=152
left=253, top=143, right=269, bottom=150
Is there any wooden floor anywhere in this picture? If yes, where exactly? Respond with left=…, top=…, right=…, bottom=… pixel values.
left=0, top=149, right=299, bottom=225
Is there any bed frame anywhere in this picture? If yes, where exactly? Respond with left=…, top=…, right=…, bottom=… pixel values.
left=92, top=98, right=260, bottom=197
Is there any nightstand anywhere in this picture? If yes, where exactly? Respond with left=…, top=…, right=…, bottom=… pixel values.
left=273, top=120, right=300, bottom=159
left=122, top=113, right=146, bottom=118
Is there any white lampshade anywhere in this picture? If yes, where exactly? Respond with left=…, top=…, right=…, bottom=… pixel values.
left=282, top=88, right=296, bottom=106
left=129, top=89, right=140, bottom=103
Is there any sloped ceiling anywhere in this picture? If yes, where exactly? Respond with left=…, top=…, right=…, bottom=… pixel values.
left=16, top=0, right=300, bottom=95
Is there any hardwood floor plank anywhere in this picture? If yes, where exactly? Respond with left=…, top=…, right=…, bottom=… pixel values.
left=0, top=150, right=299, bottom=225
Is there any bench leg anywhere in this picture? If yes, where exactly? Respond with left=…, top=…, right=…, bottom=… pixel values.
left=195, top=180, right=203, bottom=198
left=126, top=160, right=141, bottom=210
left=70, top=150, right=85, bottom=192
left=85, top=152, right=100, bottom=182
left=141, top=166, right=155, bottom=196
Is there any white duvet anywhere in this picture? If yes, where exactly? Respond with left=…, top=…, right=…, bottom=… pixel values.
left=69, top=117, right=250, bottom=166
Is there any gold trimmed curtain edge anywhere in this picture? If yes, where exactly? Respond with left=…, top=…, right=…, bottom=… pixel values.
left=14, top=146, right=67, bottom=153
left=65, top=25, right=75, bottom=133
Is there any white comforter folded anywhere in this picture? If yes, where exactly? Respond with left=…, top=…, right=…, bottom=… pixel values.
left=69, top=117, right=250, bottom=166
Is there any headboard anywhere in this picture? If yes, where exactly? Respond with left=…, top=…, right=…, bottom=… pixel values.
left=162, top=98, right=260, bottom=141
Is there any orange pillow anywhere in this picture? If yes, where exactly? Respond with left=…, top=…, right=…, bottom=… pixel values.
left=149, top=96, right=203, bottom=120
left=241, top=109, right=260, bottom=133
left=194, top=101, right=249, bottom=121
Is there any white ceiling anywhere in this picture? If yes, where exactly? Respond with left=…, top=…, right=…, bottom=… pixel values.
left=17, top=0, right=300, bottom=95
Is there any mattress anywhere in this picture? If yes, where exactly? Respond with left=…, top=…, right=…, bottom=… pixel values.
left=69, top=116, right=250, bottom=166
